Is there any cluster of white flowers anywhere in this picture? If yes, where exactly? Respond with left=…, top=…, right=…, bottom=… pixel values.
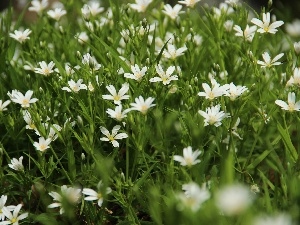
left=48, top=181, right=111, bottom=214
left=0, top=195, right=28, bottom=224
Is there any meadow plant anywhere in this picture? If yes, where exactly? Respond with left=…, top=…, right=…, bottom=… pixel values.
left=1, top=0, right=300, bottom=224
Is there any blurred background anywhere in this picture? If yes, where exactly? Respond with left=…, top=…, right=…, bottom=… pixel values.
left=0, top=0, right=299, bottom=21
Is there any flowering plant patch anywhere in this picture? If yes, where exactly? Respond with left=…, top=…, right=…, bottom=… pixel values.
left=0, top=0, right=299, bottom=224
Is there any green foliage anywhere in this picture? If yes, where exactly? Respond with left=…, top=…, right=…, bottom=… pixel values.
left=0, top=0, right=300, bottom=224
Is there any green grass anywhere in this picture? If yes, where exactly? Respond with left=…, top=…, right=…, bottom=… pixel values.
left=0, top=0, right=300, bottom=224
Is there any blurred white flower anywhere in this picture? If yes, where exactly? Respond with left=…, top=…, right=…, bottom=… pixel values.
left=100, top=125, right=128, bottom=148
left=178, top=182, right=210, bottom=212
left=28, top=0, right=48, bottom=14
left=82, top=53, right=101, bottom=71
left=198, top=78, right=228, bottom=100
left=33, top=137, right=52, bottom=152
left=8, top=90, right=38, bottom=108
left=0, top=204, right=28, bottom=225
left=224, top=82, right=248, bottom=100
left=76, top=32, right=89, bottom=44
left=102, top=83, right=130, bottom=105
left=48, top=185, right=81, bottom=214
left=286, top=67, right=300, bottom=87
left=178, top=0, right=201, bottom=8
left=0, top=100, right=11, bottom=111
left=233, top=25, right=257, bottom=42
left=216, top=184, right=253, bottom=216
left=173, top=146, right=201, bottom=167
left=62, top=79, right=87, bottom=93
left=275, top=92, right=300, bottom=112
left=47, top=8, right=67, bottom=21
left=285, top=19, right=300, bottom=37
left=81, top=2, right=104, bottom=19
left=9, top=29, right=32, bottom=44
left=150, top=64, right=178, bottom=85
left=82, top=181, right=112, bottom=207
left=8, top=156, right=24, bottom=171
left=163, top=43, right=187, bottom=60
left=129, top=0, right=153, bottom=12
left=124, top=64, right=147, bottom=82
left=251, top=12, right=284, bottom=34
left=253, top=213, right=292, bottom=225
left=257, top=52, right=284, bottom=68
left=198, top=104, right=230, bottom=127
left=129, top=96, right=155, bottom=114
left=106, top=105, right=131, bottom=121
left=34, top=61, right=56, bottom=76
left=162, top=4, right=183, bottom=20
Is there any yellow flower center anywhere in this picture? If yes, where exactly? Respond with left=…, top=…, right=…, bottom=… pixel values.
left=97, top=193, right=102, bottom=199
left=39, top=144, right=47, bottom=151
left=113, top=95, right=121, bottom=101
left=11, top=218, right=17, bottom=223
left=108, top=135, right=115, bottom=141
left=22, top=99, right=29, bottom=106
left=140, top=105, right=148, bottom=114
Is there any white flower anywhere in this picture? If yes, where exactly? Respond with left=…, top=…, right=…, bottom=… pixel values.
left=0, top=204, right=28, bottom=225
left=224, top=20, right=234, bottom=32
left=224, top=82, right=248, bottom=100
left=178, top=182, right=210, bottom=212
left=150, top=64, right=178, bottom=85
left=9, top=29, right=32, bottom=44
left=216, top=184, right=253, bottom=216
left=213, top=3, right=234, bottom=19
left=100, top=125, right=128, bottom=148
left=76, top=32, right=89, bottom=44
left=198, top=78, right=228, bottom=100
left=253, top=213, right=293, bottom=225
left=9, top=90, right=38, bottom=108
left=106, top=105, right=131, bottom=121
left=286, top=67, right=300, bottom=86
left=285, top=19, right=300, bottom=37
left=0, top=195, right=8, bottom=221
left=124, top=64, right=147, bottom=82
left=8, top=156, right=24, bottom=171
left=48, top=185, right=81, bottom=214
left=251, top=12, right=284, bottom=34
left=81, top=2, right=104, bottom=19
left=230, top=117, right=243, bottom=140
left=28, top=0, right=48, bottom=14
left=102, top=83, right=130, bottom=105
left=275, top=92, right=300, bottom=112
left=178, top=0, right=201, bottom=8
left=0, top=100, right=11, bottom=111
left=47, top=8, right=67, bottom=21
left=257, top=52, right=284, bottom=68
left=173, top=146, right=201, bottom=167
left=198, top=104, right=230, bottom=127
left=82, top=53, right=101, bottom=71
left=163, top=44, right=187, bottom=60
left=225, top=0, right=239, bottom=7
left=62, top=79, right=87, bottom=93
left=129, top=96, right=155, bottom=114
left=129, top=0, right=152, bottom=12
left=33, top=137, right=52, bottom=152
left=35, top=123, right=62, bottom=141
left=233, top=25, right=257, bottom=42
left=82, top=181, right=112, bottom=207
left=162, top=4, right=183, bottom=20
left=34, top=61, right=56, bottom=76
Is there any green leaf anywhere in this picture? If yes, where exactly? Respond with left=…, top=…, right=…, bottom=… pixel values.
left=277, top=123, right=298, bottom=162
left=246, top=149, right=273, bottom=170
left=33, top=213, right=57, bottom=225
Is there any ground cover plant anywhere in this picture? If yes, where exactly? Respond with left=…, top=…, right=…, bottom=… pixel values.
left=1, top=0, right=300, bottom=224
